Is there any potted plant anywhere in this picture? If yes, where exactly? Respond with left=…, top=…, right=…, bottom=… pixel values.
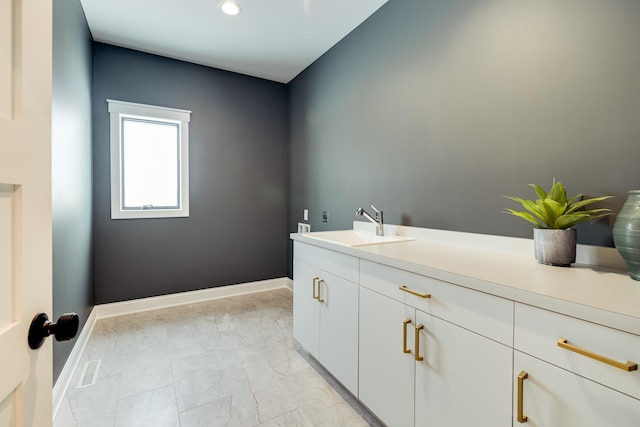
left=504, top=180, right=613, bottom=266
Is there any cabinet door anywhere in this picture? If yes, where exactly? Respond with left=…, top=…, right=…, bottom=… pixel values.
left=514, top=351, right=640, bottom=427
left=293, top=259, right=320, bottom=358
left=359, top=287, right=415, bottom=427
left=318, top=272, right=359, bottom=396
left=415, top=311, right=512, bottom=427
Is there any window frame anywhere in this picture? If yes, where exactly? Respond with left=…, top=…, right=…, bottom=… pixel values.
left=108, top=99, right=191, bottom=219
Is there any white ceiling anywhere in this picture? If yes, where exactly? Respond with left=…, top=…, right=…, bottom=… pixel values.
left=80, top=0, right=389, bottom=83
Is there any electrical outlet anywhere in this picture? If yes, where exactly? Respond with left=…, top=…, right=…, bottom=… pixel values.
left=297, top=222, right=311, bottom=233
left=322, top=211, right=329, bottom=223
left=303, top=209, right=308, bottom=221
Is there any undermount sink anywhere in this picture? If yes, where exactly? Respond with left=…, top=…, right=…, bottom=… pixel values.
left=302, top=230, right=415, bottom=247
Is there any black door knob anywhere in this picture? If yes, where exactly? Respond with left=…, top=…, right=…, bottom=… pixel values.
left=28, top=312, right=79, bottom=350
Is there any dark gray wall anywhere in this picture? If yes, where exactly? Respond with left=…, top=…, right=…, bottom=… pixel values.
left=52, top=0, right=94, bottom=382
left=92, top=43, right=289, bottom=304
left=289, top=0, right=640, bottom=253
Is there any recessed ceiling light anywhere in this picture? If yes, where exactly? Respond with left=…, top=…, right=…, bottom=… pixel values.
left=219, top=1, right=242, bottom=16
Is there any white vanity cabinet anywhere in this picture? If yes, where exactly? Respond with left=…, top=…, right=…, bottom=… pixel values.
left=514, top=303, right=640, bottom=426
left=291, top=230, right=640, bottom=427
left=359, top=260, right=513, bottom=427
left=292, top=242, right=359, bottom=395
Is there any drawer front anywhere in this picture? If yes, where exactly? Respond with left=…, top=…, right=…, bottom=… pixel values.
left=293, top=241, right=359, bottom=283
left=360, top=260, right=513, bottom=346
left=515, top=303, right=640, bottom=400
left=360, top=259, right=428, bottom=302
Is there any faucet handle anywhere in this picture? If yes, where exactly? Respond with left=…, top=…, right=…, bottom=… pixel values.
left=371, top=205, right=381, bottom=214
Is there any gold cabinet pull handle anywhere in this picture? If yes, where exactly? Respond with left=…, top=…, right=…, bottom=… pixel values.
left=399, top=285, right=431, bottom=299
left=402, top=319, right=412, bottom=354
left=517, top=371, right=528, bottom=423
left=317, top=279, right=325, bottom=303
left=415, top=324, right=424, bottom=361
left=557, top=338, right=638, bottom=372
left=312, top=277, right=320, bottom=300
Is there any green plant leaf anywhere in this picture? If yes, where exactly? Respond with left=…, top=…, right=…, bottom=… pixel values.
left=554, top=213, right=589, bottom=229
left=504, top=209, right=544, bottom=227
left=505, top=196, right=544, bottom=219
left=565, top=196, right=614, bottom=214
left=567, top=194, right=583, bottom=206
left=546, top=181, right=567, bottom=204
left=503, top=195, right=524, bottom=203
left=504, top=181, right=613, bottom=230
left=532, top=199, right=550, bottom=226
left=521, top=199, right=546, bottom=222
left=581, top=208, right=612, bottom=215
left=529, top=184, right=547, bottom=201
left=555, top=211, right=612, bottom=229
left=542, top=199, right=566, bottom=227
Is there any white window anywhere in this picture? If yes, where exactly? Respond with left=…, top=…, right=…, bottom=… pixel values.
left=108, top=99, right=191, bottom=219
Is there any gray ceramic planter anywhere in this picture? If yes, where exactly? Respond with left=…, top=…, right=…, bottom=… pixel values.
left=534, top=228, right=577, bottom=267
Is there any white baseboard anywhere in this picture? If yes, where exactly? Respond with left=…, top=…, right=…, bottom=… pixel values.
left=52, top=277, right=292, bottom=420
left=52, top=307, right=98, bottom=420
left=94, top=277, right=291, bottom=319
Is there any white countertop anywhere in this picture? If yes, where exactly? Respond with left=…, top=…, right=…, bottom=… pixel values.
left=291, top=225, right=640, bottom=336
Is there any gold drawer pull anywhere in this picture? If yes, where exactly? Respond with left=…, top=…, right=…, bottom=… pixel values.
left=557, top=338, right=638, bottom=372
left=399, top=285, right=431, bottom=299
left=517, top=371, right=528, bottom=423
left=403, top=319, right=412, bottom=354
left=415, top=324, right=424, bottom=361
left=317, top=279, right=325, bottom=303
left=312, top=277, right=320, bottom=300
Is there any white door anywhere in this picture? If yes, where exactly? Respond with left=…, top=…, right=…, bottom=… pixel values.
left=292, top=259, right=321, bottom=357
left=415, top=311, right=512, bottom=427
left=317, top=271, right=358, bottom=396
left=359, top=287, right=415, bottom=427
left=0, top=0, right=54, bottom=426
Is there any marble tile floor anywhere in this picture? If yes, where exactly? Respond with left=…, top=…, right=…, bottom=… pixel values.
left=54, top=288, right=383, bottom=427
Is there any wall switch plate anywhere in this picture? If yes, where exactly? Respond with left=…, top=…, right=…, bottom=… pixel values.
left=322, top=211, right=329, bottom=223
left=303, top=209, right=308, bottom=221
